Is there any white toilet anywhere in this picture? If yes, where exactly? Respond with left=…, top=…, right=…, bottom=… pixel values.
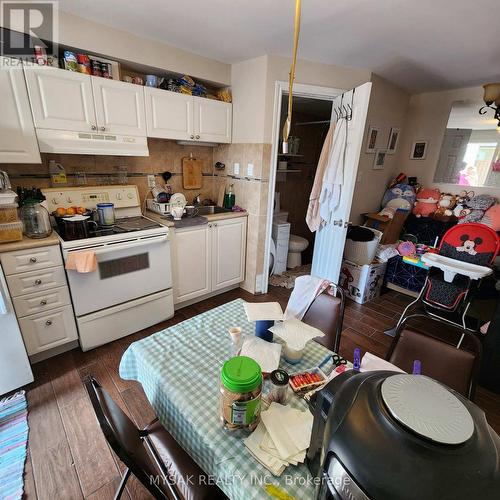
left=273, top=210, right=309, bottom=269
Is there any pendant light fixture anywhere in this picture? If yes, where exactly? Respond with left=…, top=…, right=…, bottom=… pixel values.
left=479, top=83, right=500, bottom=127
left=282, top=0, right=302, bottom=154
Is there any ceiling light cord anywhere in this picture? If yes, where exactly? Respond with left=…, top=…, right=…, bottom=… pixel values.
left=282, top=0, right=302, bottom=154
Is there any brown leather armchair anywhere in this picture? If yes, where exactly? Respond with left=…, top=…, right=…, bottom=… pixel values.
left=385, top=314, right=482, bottom=400
left=85, top=377, right=226, bottom=500
left=302, top=286, right=345, bottom=353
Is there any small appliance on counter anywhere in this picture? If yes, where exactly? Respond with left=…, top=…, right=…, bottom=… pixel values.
left=307, top=370, right=500, bottom=499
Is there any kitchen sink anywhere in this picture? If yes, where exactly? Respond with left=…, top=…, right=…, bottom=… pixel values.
left=196, top=206, right=232, bottom=215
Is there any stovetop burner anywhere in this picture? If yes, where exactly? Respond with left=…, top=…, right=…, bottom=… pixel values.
left=55, top=216, right=164, bottom=242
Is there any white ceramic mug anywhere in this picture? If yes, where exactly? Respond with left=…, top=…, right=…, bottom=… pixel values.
left=170, top=205, right=184, bottom=220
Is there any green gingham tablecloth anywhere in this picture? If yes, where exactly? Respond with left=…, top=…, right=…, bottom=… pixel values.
left=119, top=298, right=333, bottom=500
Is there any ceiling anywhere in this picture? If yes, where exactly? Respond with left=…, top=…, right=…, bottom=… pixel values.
left=58, top=0, right=500, bottom=93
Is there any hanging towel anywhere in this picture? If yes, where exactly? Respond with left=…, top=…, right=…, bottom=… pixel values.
left=319, top=118, right=347, bottom=224
left=306, top=123, right=336, bottom=232
left=284, top=274, right=329, bottom=320
left=65, top=250, right=97, bottom=273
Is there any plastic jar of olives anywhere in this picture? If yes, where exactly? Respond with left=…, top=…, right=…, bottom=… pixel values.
left=220, top=356, right=262, bottom=432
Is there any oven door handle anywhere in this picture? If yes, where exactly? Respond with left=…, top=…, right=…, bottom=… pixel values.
left=65, top=235, right=169, bottom=257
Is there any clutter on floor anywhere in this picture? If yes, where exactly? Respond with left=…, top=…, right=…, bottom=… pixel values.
left=268, top=263, right=312, bottom=288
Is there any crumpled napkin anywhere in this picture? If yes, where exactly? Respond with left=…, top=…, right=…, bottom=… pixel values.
left=269, top=319, right=324, bottom=350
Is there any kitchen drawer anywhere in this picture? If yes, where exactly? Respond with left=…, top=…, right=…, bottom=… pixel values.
left=13, top=286, right=71, bottom=317
left=1, top=245, right=62, bottom=275
left=6, top=266, right=67, bottom=297
left=19, top=304, right=78, bottom=355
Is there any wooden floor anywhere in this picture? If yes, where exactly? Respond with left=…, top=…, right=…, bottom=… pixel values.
left=22, top=287, right=500, bottom=500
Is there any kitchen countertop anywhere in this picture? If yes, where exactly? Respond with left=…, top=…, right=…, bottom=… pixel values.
left=145, top=209, right=248, bottom=228
left=0, top=232, right=61, bottom=253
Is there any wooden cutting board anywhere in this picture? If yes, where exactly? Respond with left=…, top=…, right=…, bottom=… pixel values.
left=182, top=157, right=203, bottom=189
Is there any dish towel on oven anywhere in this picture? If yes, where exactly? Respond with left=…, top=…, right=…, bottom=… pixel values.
left=319, top=117, right=347, bottom=223
left=65, top=250, right=97, bottom=273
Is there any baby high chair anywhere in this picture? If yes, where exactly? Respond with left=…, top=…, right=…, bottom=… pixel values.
left=388, top=223, right=500, bottom=346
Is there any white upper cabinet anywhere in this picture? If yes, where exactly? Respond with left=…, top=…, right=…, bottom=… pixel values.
left=92, top=77, right=146, bottom=136
left=145, top=87, right=193, bottom=140
left=24, top=66, right=96, bottom=133
left=0, top=60, right=41, bottom=163
left=193, top=97, right=232, bottom=143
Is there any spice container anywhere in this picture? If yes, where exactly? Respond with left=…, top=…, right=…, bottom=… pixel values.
left=268, top=369, right=289, bottom=404
left=0, top=221, right=23, bottom=243
left=76, top=54, right=91, bottom=74
left=0, top=203, right=19, bottom=223
left=220, top=356, right=262, bottom=432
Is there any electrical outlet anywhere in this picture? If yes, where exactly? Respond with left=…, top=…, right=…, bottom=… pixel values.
left=147, top=174, right=156, bottom=188
left=233, top=162, right=240, bottom=175
left=247, top=163, right=254, bottom=177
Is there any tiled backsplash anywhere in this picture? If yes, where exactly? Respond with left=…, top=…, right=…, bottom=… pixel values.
left=1, top=138, right=216, bottom=205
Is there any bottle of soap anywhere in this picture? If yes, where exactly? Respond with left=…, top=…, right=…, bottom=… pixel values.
left=223, top=183, right=235, bottom=210
left=49, top=160, right=67, bottom=187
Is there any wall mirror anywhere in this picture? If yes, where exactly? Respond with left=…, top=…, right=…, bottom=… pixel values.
left=434, top=99, right=500, bottom=187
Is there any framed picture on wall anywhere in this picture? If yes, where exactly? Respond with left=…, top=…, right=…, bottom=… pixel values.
left=410, top=141, right=428, bottom=160
left=373, top=149, right=388, bottom=170
left=365, top=126, right=380, bottom=153
left=387, top=127, right=400, bottom=154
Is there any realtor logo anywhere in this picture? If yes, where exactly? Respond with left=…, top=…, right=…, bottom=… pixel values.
left=1, top=1, right=58, bottom=57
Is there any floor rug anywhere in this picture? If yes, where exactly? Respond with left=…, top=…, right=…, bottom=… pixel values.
left=269, top=264, right=312, bottom=289
left=0, top=391, right=29, bottom=500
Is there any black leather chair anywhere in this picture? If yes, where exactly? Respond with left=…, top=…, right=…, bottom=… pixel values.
left=85, top=377, right=226, bottom=500
left=302, top=286, right=345, bottom=353
left=385, top=314, right=482, bottom=400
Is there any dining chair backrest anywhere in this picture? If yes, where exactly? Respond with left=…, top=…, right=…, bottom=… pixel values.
left=85, top=377, right=169, bottom=499
left=385, top=315, right=482, bottom=399
left=302, top=286, right=345, bottom=352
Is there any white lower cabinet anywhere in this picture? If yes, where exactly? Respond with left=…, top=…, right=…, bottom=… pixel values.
left=172, top=217, right=247, bottom=304
left=18, top=305, right=78, bottom=355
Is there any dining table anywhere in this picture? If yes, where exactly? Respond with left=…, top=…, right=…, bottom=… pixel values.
left=119, top=298, right=334, bottom=500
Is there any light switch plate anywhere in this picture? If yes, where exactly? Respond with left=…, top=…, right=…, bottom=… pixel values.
left=233, top=162, right=240, bottom=175
left=147, top=174, right=156, bottom=188
left=247, top=163, right=254, bottom=176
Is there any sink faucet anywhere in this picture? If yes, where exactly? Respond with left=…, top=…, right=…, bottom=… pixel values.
left=193, top=193, right=201, bottom=205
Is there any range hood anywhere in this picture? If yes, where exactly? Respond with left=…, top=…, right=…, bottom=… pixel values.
left=36, top=129, right=149, bottom=156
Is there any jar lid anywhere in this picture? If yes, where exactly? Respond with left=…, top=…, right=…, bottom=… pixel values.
left=221, top=356, right=262, bottom=393
left=270, top=369, right=289, bottom=386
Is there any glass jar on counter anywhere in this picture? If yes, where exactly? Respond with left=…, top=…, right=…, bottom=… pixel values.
left=220, top=356, right=262, bottom=433
left=20, top=200, right=52, bottom=239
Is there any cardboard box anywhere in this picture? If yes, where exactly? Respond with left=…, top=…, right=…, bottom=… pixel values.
left=339, top=259, right=387, bottom=304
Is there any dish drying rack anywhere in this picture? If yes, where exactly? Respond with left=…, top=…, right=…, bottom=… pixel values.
left=146, top=199, right=173, bottom=216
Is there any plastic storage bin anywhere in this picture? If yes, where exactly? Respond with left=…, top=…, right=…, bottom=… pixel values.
left=0, top=221, right=23, bottom=243
left=344, top=227, right=383, bottom=265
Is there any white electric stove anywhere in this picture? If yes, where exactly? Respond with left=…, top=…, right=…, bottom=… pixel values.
left=42, top=185, right=174, bottom=351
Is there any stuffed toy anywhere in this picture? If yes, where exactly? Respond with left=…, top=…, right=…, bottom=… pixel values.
left=434, top=193, right=457, bottom=217
left=453, top=190, right=474, bottom=218
left=378, top=183, right=416, bottom=219
left=412, top=187, right=440, bottom=217
left=481, top=204, right=500, bottom=231
left=458, top=194, right=497, bottom=224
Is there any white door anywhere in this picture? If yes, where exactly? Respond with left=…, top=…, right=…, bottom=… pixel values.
left=172, top=225, right=211, bottom=303
left=0, top=60, right=41, bottom=163
left=24, top=66, right=96, bottom=132
left=145, top=87, right=194, bottom=140
left=211, top=218, right=246, bottom=291
left=435, top=128, right=472, bottom=183
left=193, top=97, right=232, bottom=143
left=312, top=82, right=372, bottom=282
left=92, top=77, right=146, bottom=136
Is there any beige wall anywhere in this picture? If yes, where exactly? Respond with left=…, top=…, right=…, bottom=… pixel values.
left=349, top=75, right=410, bottom=223
left=2, top=10, right=230, bottom=85
left=396, top=85, right=500, bottom=197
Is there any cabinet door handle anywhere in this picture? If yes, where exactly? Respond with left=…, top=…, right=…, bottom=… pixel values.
left=30, top=257, right=37, bottom=263
left=213, top=223, right=217, bottom=227
left=195, top=134, right=200, bottom=139
left=40, top=299, right=47, bottom=306
left=45, top=319, right=52, bottom=326
left=34, top=279, right=42, bottom=285
left=100, top=126, right=106, bottom=132
left=91, top=125, right=97, bottom=131
left=190, top=134, right=194, bottom=139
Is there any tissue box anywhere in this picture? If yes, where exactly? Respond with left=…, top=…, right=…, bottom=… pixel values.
left=340, top=259, right=387, bottom=304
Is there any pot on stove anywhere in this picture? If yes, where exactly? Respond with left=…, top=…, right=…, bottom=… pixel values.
left=96, top=203, right=115, bottom=226
left=61, top=215, right=98, bottom=240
